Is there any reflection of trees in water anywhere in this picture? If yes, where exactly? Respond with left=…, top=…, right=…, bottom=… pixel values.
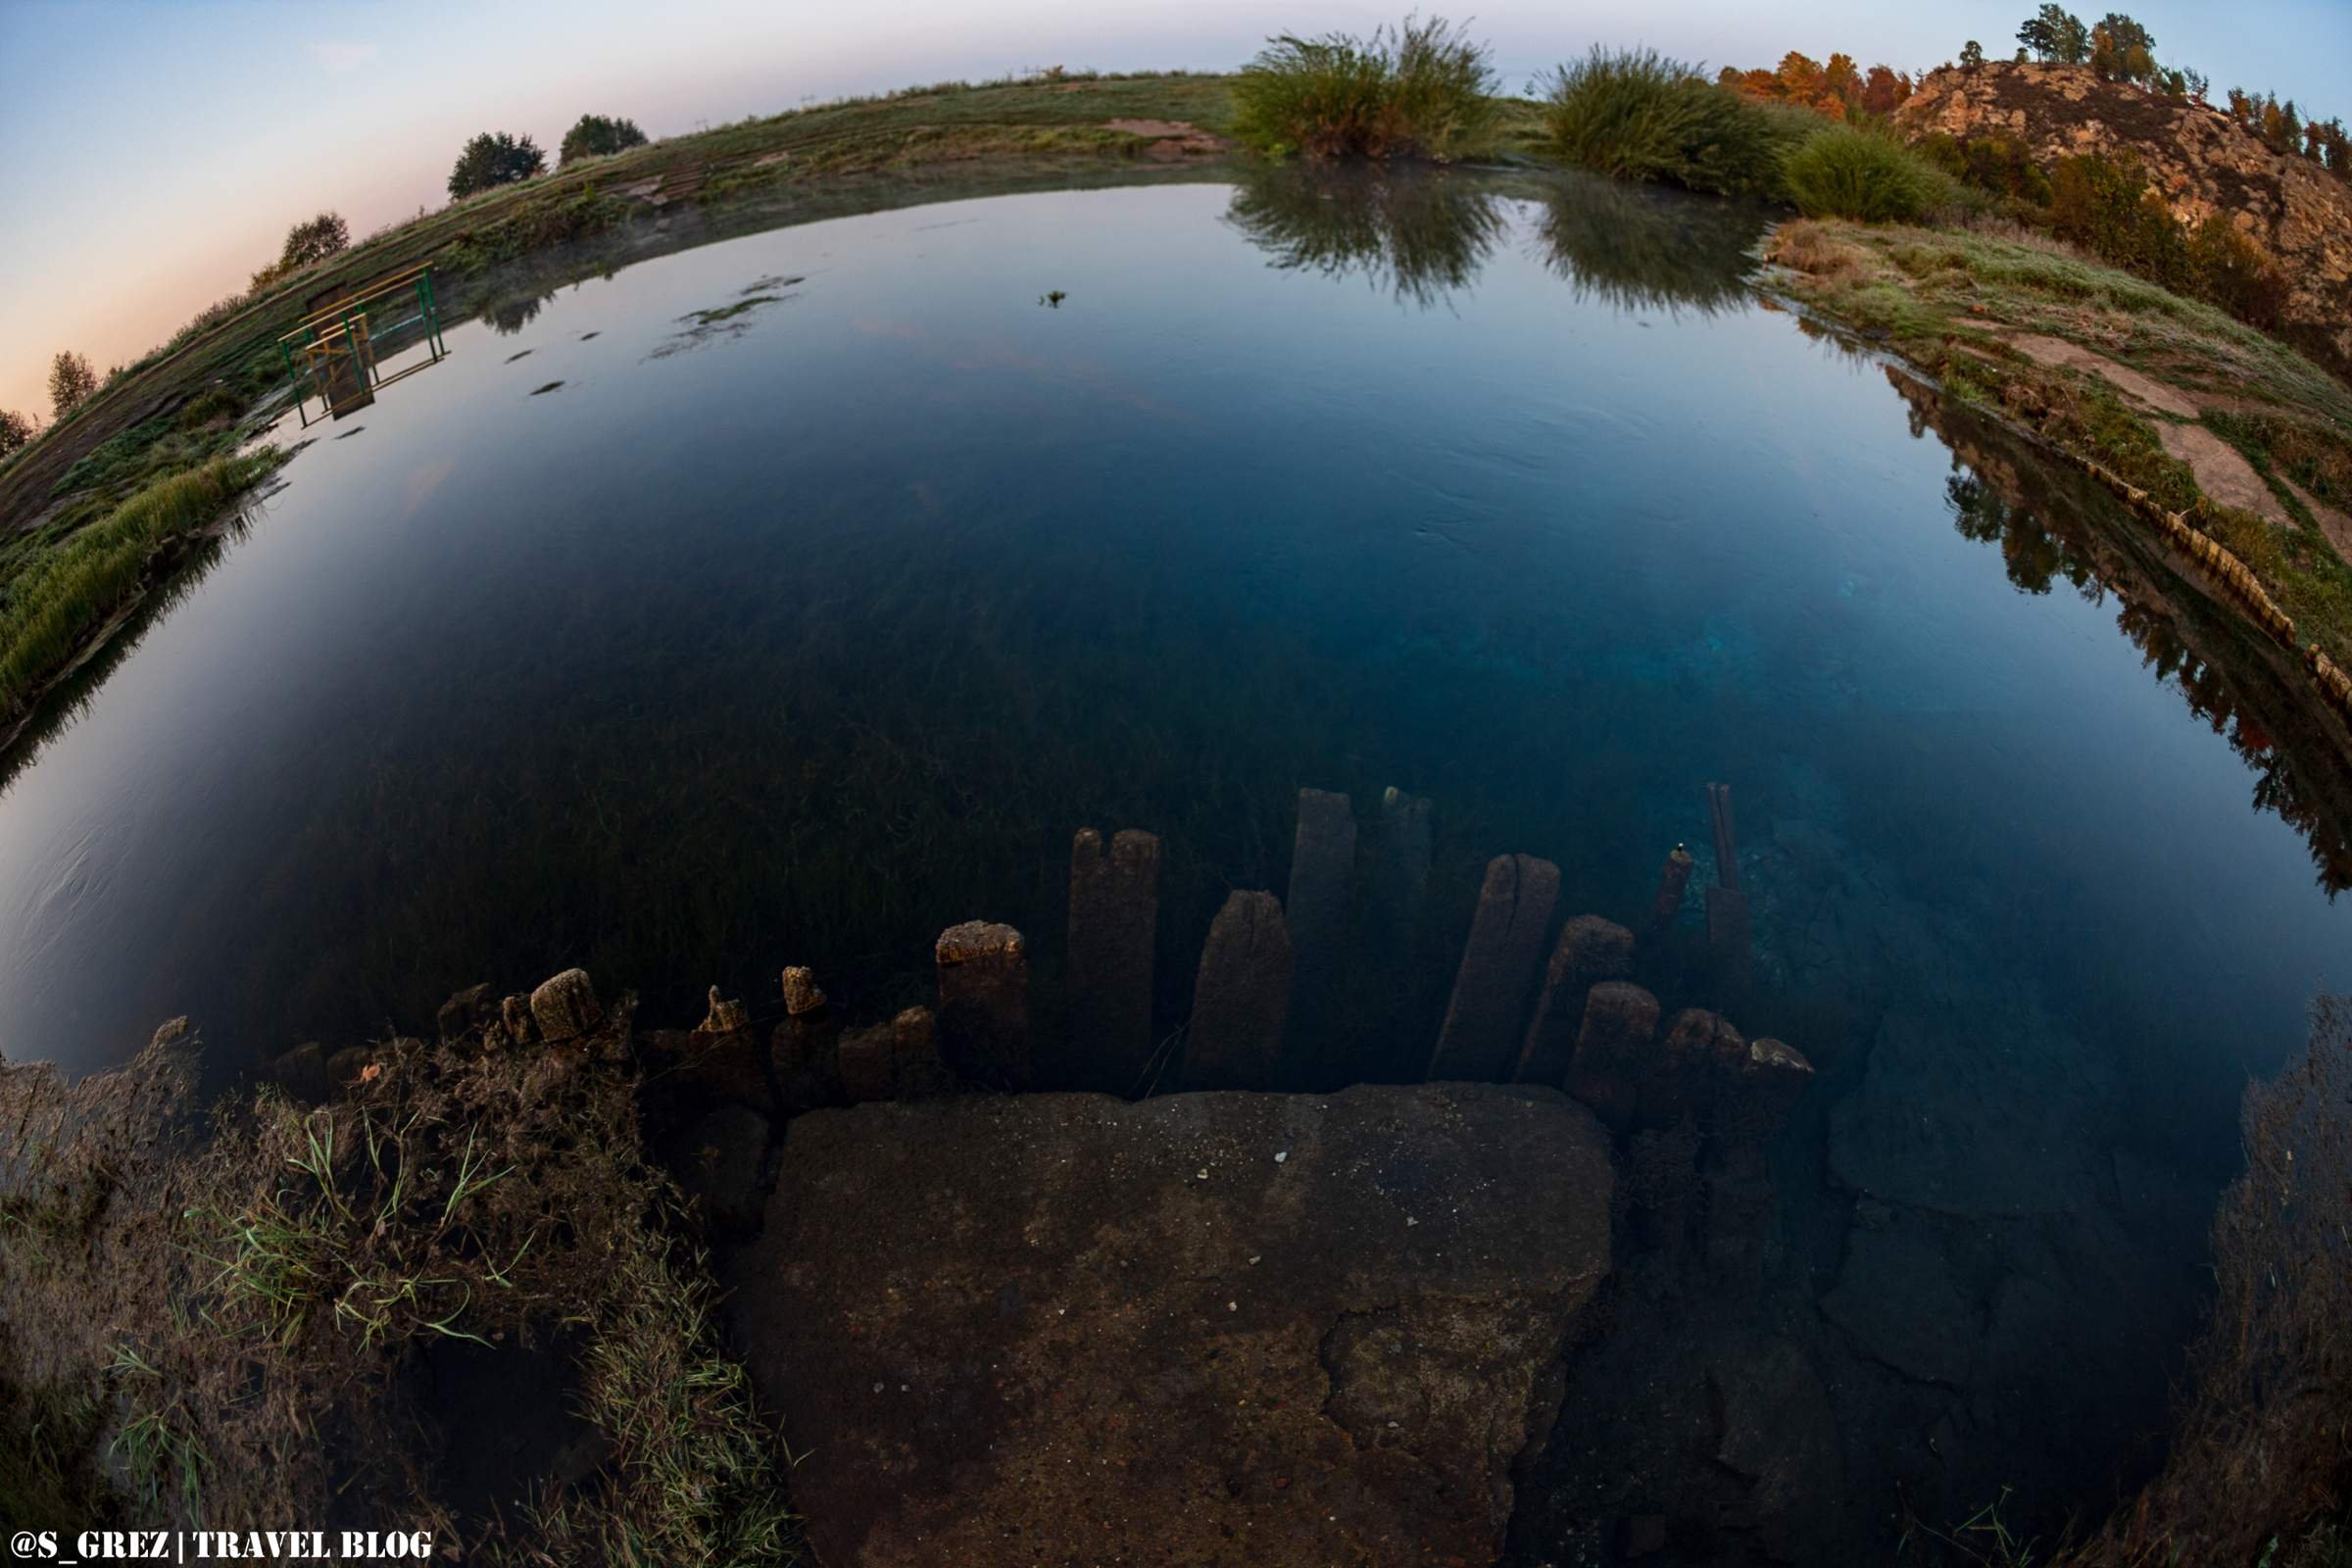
left=1529, top=173, right=1765, bottom=318
left=1223, top=165, right=1507, bottom=309
left=1920, top=379, right=2352, bottom=893
left=1223, top=164, right=1766, bottom=318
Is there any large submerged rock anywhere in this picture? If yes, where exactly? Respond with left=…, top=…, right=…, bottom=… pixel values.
left=730, top=1084, right=1613, bottom=1567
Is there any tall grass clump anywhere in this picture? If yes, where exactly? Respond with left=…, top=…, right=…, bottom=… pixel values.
left=1541, top=47, right=1808, bottom=198
left=0, top=454, right=270, bottom=716
left=1231, top=15, right=1499, bottom=162
left=1781, top=124, right=1959, bottom=222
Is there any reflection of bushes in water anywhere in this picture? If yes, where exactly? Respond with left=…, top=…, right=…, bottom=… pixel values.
left=1529, top=173, right=1765, bottom=317
left=478, top=291, right=552, bottom=336
left=1223, top=164, right=1506, bottom=307
left=2070, top=998, right=2352, bottom=1565
left=1922, top=379, right=2352, bottom=893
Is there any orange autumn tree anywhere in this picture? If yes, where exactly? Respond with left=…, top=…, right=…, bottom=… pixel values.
left=1718, top=51, right=1910, bottom=122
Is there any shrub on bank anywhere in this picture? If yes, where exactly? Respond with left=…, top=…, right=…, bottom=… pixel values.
left=2051, top=152, right=2292, bottom=328
left=1540, top=47, right=1812, bottom=199
left=1231, top=15, right=1499, bottom=161
left=1782, top=124, right=1959, bottom=222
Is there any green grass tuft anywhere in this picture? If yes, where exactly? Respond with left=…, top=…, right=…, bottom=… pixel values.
left=1781, top=124, right=1958, bottom=223
left=0, top=454, right=274, bottom=719
left=1539, top=47, right=1811, bottom=199
left=1231, top=15, right=1499, bottom=161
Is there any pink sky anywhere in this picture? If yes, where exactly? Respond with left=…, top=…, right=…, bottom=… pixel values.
left=2, top=0, right=2344, bottom=420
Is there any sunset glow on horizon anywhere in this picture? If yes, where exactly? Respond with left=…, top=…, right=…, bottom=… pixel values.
left=2, top=0, right=2345, bottom=419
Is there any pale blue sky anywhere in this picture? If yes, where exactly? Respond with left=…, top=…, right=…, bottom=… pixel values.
left=3, top=0, right=2346, bottom=416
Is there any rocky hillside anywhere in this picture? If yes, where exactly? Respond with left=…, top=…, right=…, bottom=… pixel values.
left=1897, top=62, right=2352, bottom=367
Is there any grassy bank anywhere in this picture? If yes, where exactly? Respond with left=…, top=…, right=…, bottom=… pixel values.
left=0, top=453, right=278, bottom=724
left=1765, top=218, right=2352, bottom=674
left=0, top=1014, right=798, bottom=1553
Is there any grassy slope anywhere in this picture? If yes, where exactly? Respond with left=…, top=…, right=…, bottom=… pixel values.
left=1768, top=218, right=2352, bottom=670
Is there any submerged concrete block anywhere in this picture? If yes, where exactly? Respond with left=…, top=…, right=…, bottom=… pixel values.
left=1563, top=981, right=1660, bottom=1132
left=1514, top=915, right=1635, bottom=1086
left=1065, top=828, right=1161, bottom=1095
left=936, top=921, right=1030, bottom=1089
left=1428, top=855, right=1560, bottom=1082
left=1184, top=891, right=1294, bottom=1091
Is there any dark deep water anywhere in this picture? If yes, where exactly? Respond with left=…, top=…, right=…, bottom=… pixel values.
left=4, top=167, right=2349, bottom=1550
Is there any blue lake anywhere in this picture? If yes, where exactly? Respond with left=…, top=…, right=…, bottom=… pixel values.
left=1, top=166, right=2346, bottom=1541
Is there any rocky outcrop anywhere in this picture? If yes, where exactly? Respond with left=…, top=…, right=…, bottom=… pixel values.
left=1896, top=63, right=2352, bottom=366
left=729, top=1084, right=1612, bottom=1567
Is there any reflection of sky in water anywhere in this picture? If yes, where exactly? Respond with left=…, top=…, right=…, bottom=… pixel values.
left=0, top=175, right=2341, bottom=1158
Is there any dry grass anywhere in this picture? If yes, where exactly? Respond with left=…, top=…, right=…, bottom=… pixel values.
left=1767, top=219, right=1867, bottom=279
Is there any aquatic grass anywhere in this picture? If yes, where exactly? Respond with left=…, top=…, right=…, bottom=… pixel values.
left=1231, top=16, right=1500, bottom=162
left=1539, top=47, right=1811, bottom=199
left=0, top=454, right=274, bottom=721
left=1780, top=124, right=1958, bottom=223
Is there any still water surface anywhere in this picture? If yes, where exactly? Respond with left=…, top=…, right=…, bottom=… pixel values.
left=0, top=170, right=2341, bottom=1112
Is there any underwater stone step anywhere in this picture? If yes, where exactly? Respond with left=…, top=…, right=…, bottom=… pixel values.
left=1183, top=891, right=1294, bottom=1091
left=1563, top=981, right=1661, bottom=1132
left=936, top=921, right=1031, bottom=1089
left=1428, top=855, right=1560, bottom=1082
left=1064, top=827, right=1161, bottom=1096
left=1514, top=916, right=1636, bottom=1086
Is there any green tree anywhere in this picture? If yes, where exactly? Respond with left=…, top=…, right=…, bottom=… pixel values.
left=1960, top=39, right=1986, bottom=69
left=0, top=409, right=34, bottom=459
left=47, top=350, right=96, bottom=419
left=278, top=211, right=350, bottom=270
left=2018, top=5, right=2090, bottom=64
left=447, top=131, right=546, bottom=199
left=560, top=113, right=650, bottom=165
left=2088, top=13, right=2157, bottom=86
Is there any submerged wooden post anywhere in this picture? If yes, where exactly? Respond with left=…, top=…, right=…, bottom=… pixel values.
left=1285, top=788, right=1357, bottom=1085
left=1514, top=915, right=1635, bottom=1085
left=1428, top=855, right=1560, bottom=1081
left=1065, top=828, right=1161, bottom=1095
left=1703, top=783, right=1753, bottom=993
left=936, top=922, right=1031, bottom=1089
left=1368, top=787, right=1435, bottom=1079
left=1563, top=981, right=1660, bottom=1132
left=1644, top=1007, right=1744, bottom=1129
left=1183, top=891, right=1294, bottom=1091
left=1647, top=844, right=1695, bottom=933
